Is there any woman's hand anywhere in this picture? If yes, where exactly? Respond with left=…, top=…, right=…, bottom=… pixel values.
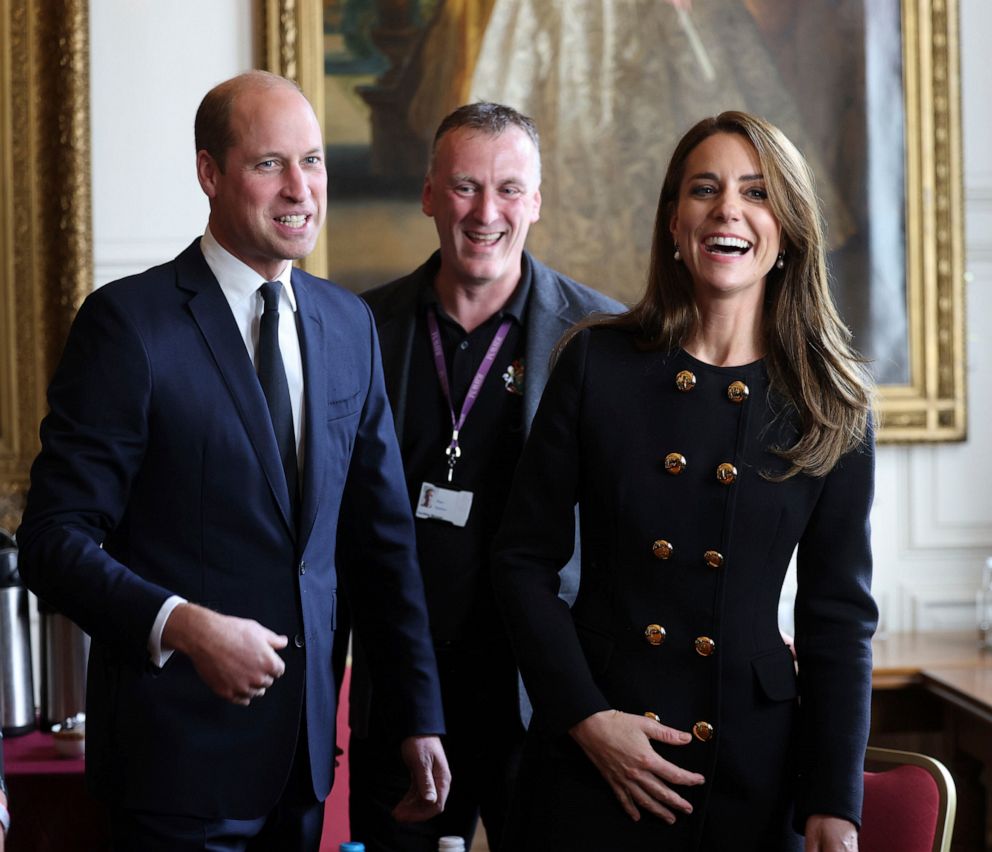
left=569, top=709, right=705, bottom=823
left=804, top=814, right=858, bottom=851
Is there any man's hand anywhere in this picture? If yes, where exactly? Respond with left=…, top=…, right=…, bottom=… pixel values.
left=570, top=709, right=704, bottom=824
left=805, top=814, right=858, bottom=851
left=392, top=735, right=451, bottom=823
left=162, top=603, right=287, bottom=705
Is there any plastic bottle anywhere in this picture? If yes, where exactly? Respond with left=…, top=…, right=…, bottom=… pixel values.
left=438, top=838, right=466, bottom=852
left=339, top=843, right=365, bottom=852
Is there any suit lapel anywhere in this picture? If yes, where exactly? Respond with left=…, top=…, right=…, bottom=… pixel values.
left=369, top=278, right=420, bottom=446
left=177, top=243, right=296, bottom=537
left=522, top=255, right=572, bottom=433
left=293, top=270, right=326, bottom=548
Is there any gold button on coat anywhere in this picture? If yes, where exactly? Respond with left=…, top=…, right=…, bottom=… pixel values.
left=644, top=711, right=661, bottom=722
left=644, top=624, right=666, bottom=646
left=703, top=550, right=724, bottom=569
left=664, top=452, right=687, bottom=475
left=716, top=463, right=737, bottom=484
left=652, top=539, right=673, bottom=560
left=694, top=636, right=716, bottom=657
left=727, top=380, right=749, bottom=403
left=693, top=721, right=714, bottom=742
left=675, top=370, right=697, bottom=392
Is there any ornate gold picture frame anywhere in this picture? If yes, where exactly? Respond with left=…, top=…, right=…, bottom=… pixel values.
left=262, top=0, right=966, bottom=444
left=0, top=0, right=92, bottom=531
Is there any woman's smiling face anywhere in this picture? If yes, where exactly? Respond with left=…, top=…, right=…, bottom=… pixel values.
left=669, top=132, right=783, bottom=300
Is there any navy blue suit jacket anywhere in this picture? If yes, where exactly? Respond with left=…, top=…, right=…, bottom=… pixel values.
left=17, top=240, right=443, bottom=818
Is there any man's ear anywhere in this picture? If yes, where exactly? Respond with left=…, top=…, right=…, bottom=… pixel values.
left=421, top=175, right=434, bottom=218
left=196, top=150, right=220, bottom=199
left=531, top=188, right=542, bottom=224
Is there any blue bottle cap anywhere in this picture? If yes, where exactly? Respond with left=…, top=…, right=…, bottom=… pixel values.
left=339, top=844, right=365, bottom=852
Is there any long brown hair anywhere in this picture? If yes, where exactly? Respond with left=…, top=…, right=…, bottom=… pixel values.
left=566, top=111, right=873, bottom=478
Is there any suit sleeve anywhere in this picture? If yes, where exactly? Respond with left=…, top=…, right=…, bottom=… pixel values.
left=336, top=301, right=445, bottom=738
left=492, top=329, right=612, bottom=734
left=16, top=290, right=174, bottom=659
left=793, top=423, right=878, bottom=831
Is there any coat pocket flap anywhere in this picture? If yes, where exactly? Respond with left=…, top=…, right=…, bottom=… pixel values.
left=751, top=647, right=798, bottom=702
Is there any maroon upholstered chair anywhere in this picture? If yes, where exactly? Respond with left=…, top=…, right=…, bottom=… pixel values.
left=860, top=746, right=956, bottom=852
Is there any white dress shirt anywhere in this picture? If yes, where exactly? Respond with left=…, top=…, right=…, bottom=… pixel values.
left=148, top=228, right=307, bottom=666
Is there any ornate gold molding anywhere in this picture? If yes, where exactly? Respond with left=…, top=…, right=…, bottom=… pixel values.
left=0, top=0, right=93, bottom=531
left=260, top=0, right=327, bottom=277
left=890, top=0, right=966, bottom=440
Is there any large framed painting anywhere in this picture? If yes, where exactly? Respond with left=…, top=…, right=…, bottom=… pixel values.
left=264, top=0, right=965, bottom=443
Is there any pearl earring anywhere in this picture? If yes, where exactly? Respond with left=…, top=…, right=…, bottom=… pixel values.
left=674, top=243, right=681, bottom=262
left=776, top=251, right=785, bottom=270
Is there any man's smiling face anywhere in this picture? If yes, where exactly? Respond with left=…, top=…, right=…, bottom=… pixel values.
left=422, top=126, right=542, bottom=291
left=197, top=82, right=326, bottom=281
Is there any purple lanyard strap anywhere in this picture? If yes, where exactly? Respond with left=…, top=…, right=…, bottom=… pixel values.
left=427, top=306, right=512, bottom=482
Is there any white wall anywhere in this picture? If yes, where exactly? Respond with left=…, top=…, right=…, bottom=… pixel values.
left=87, top=0, right=992, bottom=635
left=89, top=0, right=254, bottom=286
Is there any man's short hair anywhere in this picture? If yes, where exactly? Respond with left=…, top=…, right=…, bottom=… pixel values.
left=195, top=70, right=302, bottom=173
left=429, top=102, right=541, bottom=177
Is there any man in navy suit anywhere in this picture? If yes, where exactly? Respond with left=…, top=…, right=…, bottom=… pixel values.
left=348, top=103, right=622, bottom=851
left=17, top=70, right=448, bottom=852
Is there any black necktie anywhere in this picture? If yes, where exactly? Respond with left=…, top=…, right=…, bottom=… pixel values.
left=257, top=281, right=298, bottom=514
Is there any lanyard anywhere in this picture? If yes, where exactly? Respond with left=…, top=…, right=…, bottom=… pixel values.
left=427, top=306, right=512, bottom=481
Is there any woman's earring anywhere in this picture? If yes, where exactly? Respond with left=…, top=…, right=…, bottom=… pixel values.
left=776, top=250, right=785, bottom=269
left=674, top=243, right=681, bottom=262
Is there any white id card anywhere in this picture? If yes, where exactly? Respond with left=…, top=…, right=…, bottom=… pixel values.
left=415, top=481, right=473, bottom=527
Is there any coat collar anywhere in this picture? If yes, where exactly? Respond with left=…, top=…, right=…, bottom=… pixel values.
left=370, top=250, right=576, bottom=439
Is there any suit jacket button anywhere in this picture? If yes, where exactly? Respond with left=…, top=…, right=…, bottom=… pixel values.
left=703, top=550, right=724, bottom=569
left=693, top=721, right=714, bottom=742
left=644, top=624, right=666, bottom=646
left=651, top=539, right=673, bottom=560
left=664, top=452, right=687, bottom=475
left=716, top=462, right=737, bottom=484
left=694, top=636, right=715, bottom=657
left=294, top=633, right=305, bottom=648
left=299, top=559, right=307, bottom=575
left=727, top=380, right=749, bottom=403
left=675, top=370, right=696, bottom=392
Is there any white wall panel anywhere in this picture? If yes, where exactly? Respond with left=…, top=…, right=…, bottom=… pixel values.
left=89, top=0, right=254, bottom=283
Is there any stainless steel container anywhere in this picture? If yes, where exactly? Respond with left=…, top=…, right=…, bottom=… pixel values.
left=40, top=605, right=90, bottom=730
left=0, top=530, right=35, bottom=735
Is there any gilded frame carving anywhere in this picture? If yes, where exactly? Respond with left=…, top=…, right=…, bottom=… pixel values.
left=0, top=0, right=93, bottom=531
left=268, top=0, right=965, bottom=443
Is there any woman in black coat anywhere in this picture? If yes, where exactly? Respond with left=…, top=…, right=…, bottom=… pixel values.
left=492, top=111, right=877, bottom=851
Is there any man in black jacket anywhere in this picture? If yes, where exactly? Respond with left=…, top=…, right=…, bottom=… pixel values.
left=348, top=102, right=623, bottom=852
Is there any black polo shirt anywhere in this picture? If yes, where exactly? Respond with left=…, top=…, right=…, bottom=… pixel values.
left=402, top=268, right=531, bottom=642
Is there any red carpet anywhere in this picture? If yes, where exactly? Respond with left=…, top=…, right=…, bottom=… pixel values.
left=319, top=665, right=352, bottom=851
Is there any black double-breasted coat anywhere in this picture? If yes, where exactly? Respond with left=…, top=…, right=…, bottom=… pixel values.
left=492, top=327, right=877, bottom=851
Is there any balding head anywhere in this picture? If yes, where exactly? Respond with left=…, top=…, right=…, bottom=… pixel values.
left=195, top=71, right=304, bottom=173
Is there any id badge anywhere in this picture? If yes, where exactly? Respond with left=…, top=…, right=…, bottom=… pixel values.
left=415, top=481, right=473, bottom=527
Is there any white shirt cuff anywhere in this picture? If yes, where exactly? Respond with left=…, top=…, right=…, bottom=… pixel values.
left=148, top=595, right=187, bottom=668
